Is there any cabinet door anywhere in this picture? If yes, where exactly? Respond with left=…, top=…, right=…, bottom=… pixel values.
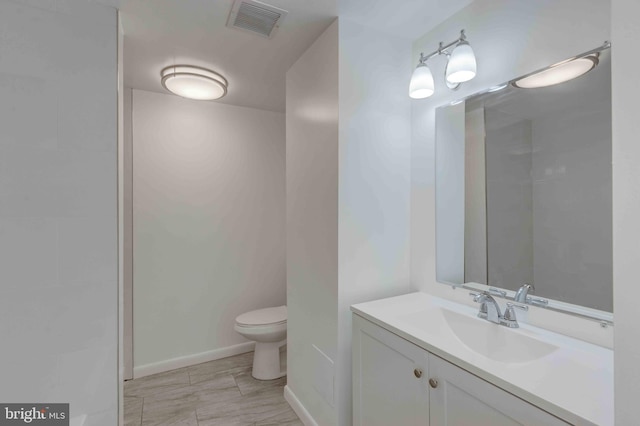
left=428, top=354, right=569, bottom=426
left=353, top=315, right=429, bottom=426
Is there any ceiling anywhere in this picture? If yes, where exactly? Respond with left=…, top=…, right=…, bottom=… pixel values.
left=121, top=0, right=472, bottom=112
left=338, top=0, right=473, bottom=41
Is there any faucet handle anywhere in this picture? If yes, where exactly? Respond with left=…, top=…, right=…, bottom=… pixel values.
left=506, top=302, right=528, bottom=312
left=469, top=291, right=486, bottom=303
left=488, top=287, right=507, bottom=297
left=469, top=292, right=489, bottom=319
left=527, top=297, right=549, bottom=307
left=502, top=302, right=527, bottom=328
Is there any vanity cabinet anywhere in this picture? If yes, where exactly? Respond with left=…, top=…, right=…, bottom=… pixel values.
left=352, top=314, right=569, bottom=426
left=352, top=313, right=429, bottom=426
left=428, top=354, right=568, bottom=425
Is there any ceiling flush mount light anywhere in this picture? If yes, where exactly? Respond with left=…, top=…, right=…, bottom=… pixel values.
left=512, top=43, right=610, bottom=89
left=409, top=30, right=477, bottom=99
left=161, top=65, right=228, bottom=100
left=513, top=56, right=598, bottom=89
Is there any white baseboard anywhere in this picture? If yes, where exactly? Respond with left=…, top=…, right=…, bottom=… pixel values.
left=133, top=342, right=255, bottom=379
left=284, top=385, right=318, bottom=426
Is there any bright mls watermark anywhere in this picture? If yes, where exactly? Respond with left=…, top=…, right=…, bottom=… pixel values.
left=0, top=404, right=68, bottom=425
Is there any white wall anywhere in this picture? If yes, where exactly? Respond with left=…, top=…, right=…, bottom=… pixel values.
left=411, top=0, right=610, bottom=303
left=0, top=1, right=118, bottom=424
left=286, top=20, right=340, bottom=426
left=286, top=17, right=412, bottom=425
left=612, top=0, right=640, bottom=423
left=336, top=18, right=412, bottom=426
left=132, top=90, right=286, bottom=372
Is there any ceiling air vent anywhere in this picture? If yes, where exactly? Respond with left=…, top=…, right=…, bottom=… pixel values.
left=227, top=0, right=288, bottom=39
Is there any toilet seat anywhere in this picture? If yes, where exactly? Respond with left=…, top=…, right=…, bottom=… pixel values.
left=235, top=305, right=287, bottom=327
left=234, top=322, right=287, bottom=339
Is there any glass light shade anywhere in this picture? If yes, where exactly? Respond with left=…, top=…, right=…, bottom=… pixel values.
left=512, top=56, right=598, bottom=89
left=446, top=41, right=477, bottom=84
left=409, top=64, right=435, bottom=99
left=161, top=65, right=228, bottom=100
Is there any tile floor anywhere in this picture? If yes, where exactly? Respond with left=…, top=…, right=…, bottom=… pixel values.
left=124, top=351, right=301, bottom=426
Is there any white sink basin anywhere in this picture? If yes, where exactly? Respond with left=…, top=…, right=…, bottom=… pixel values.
left=400, top=307, right=558, bottom=363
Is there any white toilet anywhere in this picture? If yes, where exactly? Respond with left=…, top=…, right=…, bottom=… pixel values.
left=234, top=305, right=287, bottom=380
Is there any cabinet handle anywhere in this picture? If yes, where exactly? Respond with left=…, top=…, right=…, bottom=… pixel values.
left=413, top=368, right=423, bottom=378
left=429, top=378, right=438, bottom=388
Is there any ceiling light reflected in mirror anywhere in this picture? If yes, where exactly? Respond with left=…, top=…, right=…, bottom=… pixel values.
left=512, top=54, right=600, bottom=89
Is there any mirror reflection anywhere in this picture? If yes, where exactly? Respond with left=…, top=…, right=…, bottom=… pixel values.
left=436, top=46, right=612, bottom=312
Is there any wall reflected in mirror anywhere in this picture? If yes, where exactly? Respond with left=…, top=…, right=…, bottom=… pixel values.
left=436, top=46, right=612, bottom=312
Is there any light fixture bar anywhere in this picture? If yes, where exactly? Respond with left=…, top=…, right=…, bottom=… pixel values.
left=418, top=30, right=468, bottom=64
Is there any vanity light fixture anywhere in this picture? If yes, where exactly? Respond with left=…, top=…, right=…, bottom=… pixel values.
left=409, top=30, right=477, bottom=99
left=161, top=65, right=228, bottom=100
left=512, top=52, right=603, bottom=89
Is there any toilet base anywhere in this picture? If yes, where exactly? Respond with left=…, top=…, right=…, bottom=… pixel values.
left=252, top=339, right=286, bottom=380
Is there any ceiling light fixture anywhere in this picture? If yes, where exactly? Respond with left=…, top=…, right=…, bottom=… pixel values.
left=161, top=65, right=228, bottom=100
left=512, top=46, right=607, bottom=89
left=409, top=30, right=477, bottom=99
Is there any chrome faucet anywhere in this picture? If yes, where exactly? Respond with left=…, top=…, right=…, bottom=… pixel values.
left=514, top=283, right=534, bottom=303
left=470, top=292, right=528, bottom=328
left=472, top=292, right=502, bottom=323
left=514, top=283, right=549, bottom=307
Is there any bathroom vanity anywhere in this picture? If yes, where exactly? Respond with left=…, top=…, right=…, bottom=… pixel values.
left=351, top=292, right=613, bottom=426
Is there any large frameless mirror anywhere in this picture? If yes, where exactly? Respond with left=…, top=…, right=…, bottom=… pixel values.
left=435, top=43, right=612, bottom=320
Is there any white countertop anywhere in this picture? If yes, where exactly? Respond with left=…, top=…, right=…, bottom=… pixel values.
left=351, top=292, right=613, bottom=426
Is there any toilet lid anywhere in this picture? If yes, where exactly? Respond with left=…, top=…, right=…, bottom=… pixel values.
left=236, top=305, right=287, bottom=326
